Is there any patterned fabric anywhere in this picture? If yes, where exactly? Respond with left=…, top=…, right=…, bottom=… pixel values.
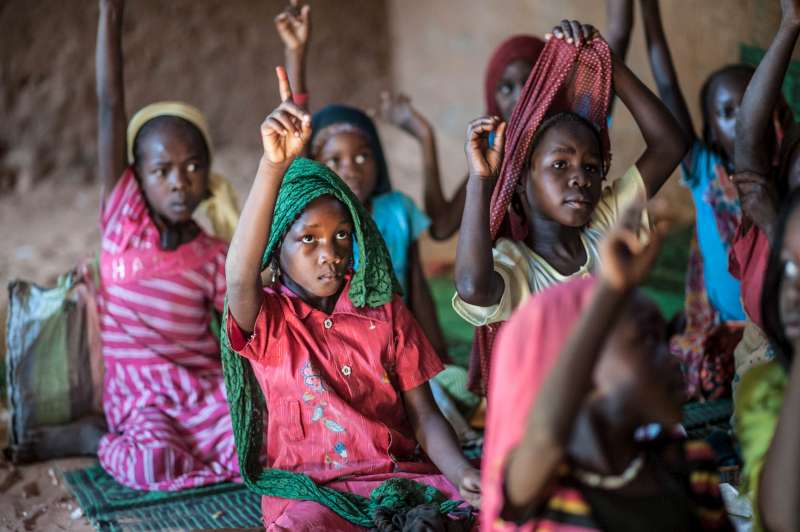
left=97, top=168, right=239, bottom=491
left=469, top=36, right=613, bottom=396
left=225, top=279, right=456, bottom=526
left=484, top=35, right=545, bottom=117
left=729, top=223, right=770, bottom=328
left=735, top=360, right=787, bottom=532
left=483, top=278, right=731, bottom=531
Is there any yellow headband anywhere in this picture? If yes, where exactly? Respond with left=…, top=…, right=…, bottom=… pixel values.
left=126, top=101, right=213, bottom=164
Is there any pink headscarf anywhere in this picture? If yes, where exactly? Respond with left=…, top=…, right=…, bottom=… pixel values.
left=484, top=35, right=546, bottom=117
left=481, top=276, right=597, bottom=531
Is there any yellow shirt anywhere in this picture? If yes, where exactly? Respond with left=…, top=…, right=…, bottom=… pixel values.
left=453, top=164, right=647, bottom=327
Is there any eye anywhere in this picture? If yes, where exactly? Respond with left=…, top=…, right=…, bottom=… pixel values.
left=335, top=230, right=350, bottom=240
left=154, top=168, right=167, bottom=178
left=583, top=164, right=600, bottom=174
left=497, top=82, right=513, bottom=96
left=354, top=153, right=367, bottom=165
left=552, top=160, right=567, bottom=170
left=325, top=158, right=338, bottom=170
left=301, top=235, right=315, bottom=244
left=187, top=162, right=198, bottom=173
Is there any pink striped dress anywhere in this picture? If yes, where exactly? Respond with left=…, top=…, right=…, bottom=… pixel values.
left=96, top=168, right=239, bottom=491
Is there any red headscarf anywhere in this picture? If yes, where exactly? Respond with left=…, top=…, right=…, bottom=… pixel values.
left=484, top=35, right=546, bottom=117
left=481, top=277, right=596, bottom=531
left=468, top=36, right=614, bottom=396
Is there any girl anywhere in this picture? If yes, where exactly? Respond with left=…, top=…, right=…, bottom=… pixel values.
left=222, top=67, right=481, bottom=529
left=640, top=0, right=773, bottom=399
left=482, top=206, right=732, bottom=531
left=94, top=0, right=239, bottom=490
left=737, top=187, right=800, bottom=532
left=453, top=21, right=686, bottom=394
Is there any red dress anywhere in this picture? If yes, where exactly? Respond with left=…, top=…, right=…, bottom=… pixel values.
left=226, top=279, right=461, bottom=529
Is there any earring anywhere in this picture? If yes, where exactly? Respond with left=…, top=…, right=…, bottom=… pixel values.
left=270, top=259, right=280, bottom=285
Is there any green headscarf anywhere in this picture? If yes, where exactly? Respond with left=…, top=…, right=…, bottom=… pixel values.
left=220, top=157, right=461, bottom=527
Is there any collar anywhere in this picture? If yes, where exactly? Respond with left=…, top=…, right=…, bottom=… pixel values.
left=274, top=275, right=389, bottom=323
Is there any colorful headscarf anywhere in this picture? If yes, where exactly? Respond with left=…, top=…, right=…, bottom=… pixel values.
left=126, top=101, right=240, bottom=241
left=484, top=35, right=546, bottom=117
left=310, top=104, right=392, bottom=197
left=481, top=277, right=596, bottom=530
left=469, top=36, right=614, bottom=396
left=218, top=158, right=455, bottom=527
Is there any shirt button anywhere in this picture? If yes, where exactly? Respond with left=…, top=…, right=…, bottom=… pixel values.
left=323, top=318, right=333, bottom=329
left=341, top=365, right=351, bottom=376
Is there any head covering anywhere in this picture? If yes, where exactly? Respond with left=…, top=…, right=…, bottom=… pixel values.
left=125, top=101, right=239, bottom=241
left=310, top=104, right=392, bottom=197
left=484, top=35, right=546, bottom=117
left=218, top=158, right=455, bottom=526
left=481, top=277, right=596, bottom=530
left=467, top=36, right=613, bottom=397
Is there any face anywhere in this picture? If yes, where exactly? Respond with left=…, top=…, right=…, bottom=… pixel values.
left=279, top=195, right=353, bottom=300
left=495, top=59, right=533, bottom=121
left=779, top=207, right=800, bottom=340
left=594, top=297, right=683, bottom=427
left=134, top=120, right=209, bottom=224
left=524, top=121, right=604, bottom=227
left=706, top=73, right=750, bottom=160
left=316, top=132, right=378, bottom=203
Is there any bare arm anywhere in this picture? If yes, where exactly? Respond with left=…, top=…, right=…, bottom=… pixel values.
left=96, top=0, right=128, bottom=202
left=226, top=68, right=311, bottom=331
left=759, top=342, right=800, bottom=532
left=504, top=204, right=665, bottom=517
left=605, top=0, right=634, bottom=62
left=275, top=0, right=310, bottom=106
left=639, top=0, right=696, bottom=164
left=408, top=241, right=448, bottom=356
left=454, top=117, right=506, bottom=306
left=404, top=382, right=482, bottom=507
left=735, top=1, right=800, bottom=177
left=380, top=93, right=465, bottom=239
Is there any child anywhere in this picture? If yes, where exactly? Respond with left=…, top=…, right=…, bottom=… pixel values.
left=94, top=0, right=239, bottom=490
left=737, top=187, right=800, bottom=532
left=481, top=206, right=732, bottom=531
left=639, top=0, right=772, bottom=398
left=222, top=67, right=481, bottom=529
left=453, top=21, right=687, bottom=394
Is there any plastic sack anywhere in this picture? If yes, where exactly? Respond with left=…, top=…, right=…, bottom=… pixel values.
left=5, top=259, right=104, bottom=462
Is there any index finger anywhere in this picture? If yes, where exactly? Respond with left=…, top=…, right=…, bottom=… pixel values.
left=276, top=66, right=293, bottom=103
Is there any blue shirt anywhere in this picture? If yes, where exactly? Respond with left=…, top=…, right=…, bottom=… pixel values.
left=681, top=141, right=745, bottom=321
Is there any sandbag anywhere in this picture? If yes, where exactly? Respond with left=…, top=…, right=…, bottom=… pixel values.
left=5, top=258, right=104, bottom=462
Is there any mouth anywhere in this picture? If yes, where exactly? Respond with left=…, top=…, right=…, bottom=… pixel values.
left=563, top=196, right=592, bottom=209
left=169, top=197, right=190, bottom=213
left=318, top=270, right=343, bottom=283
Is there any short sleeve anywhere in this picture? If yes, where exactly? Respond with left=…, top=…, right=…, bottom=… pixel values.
left=735, top=361, right=787, bottom=507
left=590, top=164, right=649, bottom=235
left=452, top=239, right=532, bottom=327
left=225, top=292, right=287, bottom=361
left=399, top=193, right=431, bottom=241
left=100, top=169, right=141, bottom=233
left=391, top=297, right=444, bottom=391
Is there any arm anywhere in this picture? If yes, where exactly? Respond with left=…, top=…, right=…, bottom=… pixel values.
left=759, top=342, right=800, bottom=532
left=275, top=0, right=310, bottom=108
left=380, top=92, right=465, bottom=239
left=454, top=117, right=507, bottom=306
left=504, top=204, right=666, bottom=517
left=226, top=68, right=311, bottom=331
left=605, top=0, right=634, bottom=61
left=735, top=0, right=800, bottom=177
left=96, top=0, right=128, bottom=202
left=408, top=241, right=448, bottom=356
left=639, top=0, right=696, bottom=158
left=404, top=382, right=482, bottom=507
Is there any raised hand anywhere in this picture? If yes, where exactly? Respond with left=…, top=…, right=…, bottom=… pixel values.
left=260, top=66, right=311, bottom=165
left=274, top=0, right=311, bottom=51
left=546, top=19, right=601, bottom=47
left=380, top=91, right=425, bottom=135
left=465, top=116, right=506, bottom=181
left=782, top=0, right=800, bottom=27
left=599, top=200, right=669, bottom=291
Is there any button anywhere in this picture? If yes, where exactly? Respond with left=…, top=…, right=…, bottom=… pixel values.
left=341, top=365, right=352, bottom=377
left=323, top=318, right=333, bottom=329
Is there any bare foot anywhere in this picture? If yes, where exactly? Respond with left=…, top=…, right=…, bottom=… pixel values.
left=16, top=415, right=107, bottom=462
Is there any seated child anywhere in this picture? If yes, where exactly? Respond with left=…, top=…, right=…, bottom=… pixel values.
left=482, top=205, right=732, bottom=531
left=94, top=0, right=238, bottom=490
left=453, top=20, right=687, bottom=394
left=222, top=67, right=480, bottom=529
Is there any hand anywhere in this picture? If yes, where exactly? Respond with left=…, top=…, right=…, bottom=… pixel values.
left=380, top=91, right=428, bottom=136
left=260, top=66, right=311, bottom=164
left=546, top=19, right=601, bottom=48
left=274, top=0, right=311, bottom=51
left=599, top=200, right=669, bottom=291
left=465, top=116, right=506, bottom=180
left=458, top=466, right=481, bottom=508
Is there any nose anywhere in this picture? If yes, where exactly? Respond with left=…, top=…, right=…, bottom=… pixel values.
left=317, top=240, right=343, bottom=265
left=168, top=168, right=189, bottom=191
left=568, top=169, right=591, bottom=189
